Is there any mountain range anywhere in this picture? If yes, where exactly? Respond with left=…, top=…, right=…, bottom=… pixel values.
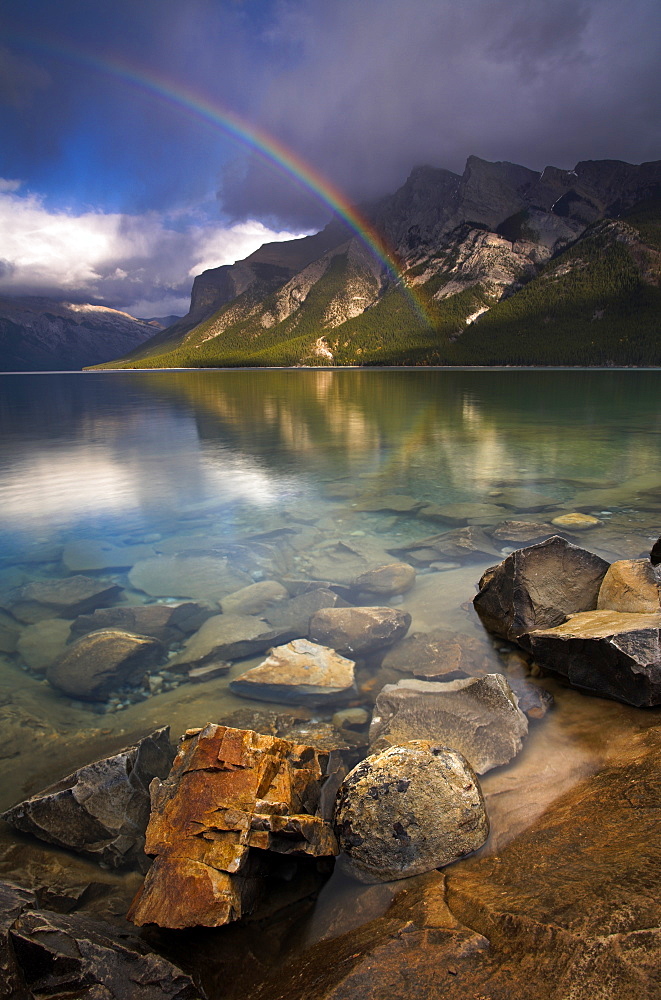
left=4, top=153, right=661, bottom=371
left=0, top=298, right=164, bottom=372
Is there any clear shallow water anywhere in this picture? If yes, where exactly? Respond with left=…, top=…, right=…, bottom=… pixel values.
left=1, top=369, right=661, bottom=988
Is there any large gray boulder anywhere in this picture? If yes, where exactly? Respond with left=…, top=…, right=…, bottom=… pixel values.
left=309, top=607, right=411, bottom=657
left=334, top=741, right=488, bottom=882
left=70, top=602, right=212, bottom=643
left=473, top=535, right=609, bottom=645
left=1, top=728, right=174, bottom=870
left=47, top=628, right=164, bottom=700
left=369, top=674, right=528, bottom=774
left=527, top=609, right=661, bottom=706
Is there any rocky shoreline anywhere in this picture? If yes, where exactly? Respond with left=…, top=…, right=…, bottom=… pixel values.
left=1, top=499, right=660, bottom=997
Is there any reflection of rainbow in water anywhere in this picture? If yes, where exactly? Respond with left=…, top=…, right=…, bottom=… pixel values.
left=12, top=34, right=434, bottom=326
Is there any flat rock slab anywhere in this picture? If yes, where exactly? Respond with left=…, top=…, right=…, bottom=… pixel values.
left=128, top=555, right=252, bottom=600
left=230, top=639, right=356, bottom=706
left=473, top=535, right=610, bottom=644
left=446, top=730, right=661, bottom=1000
left=352, top=562, right=416, bottom=596
left=334, top=742, right=488, bottom=883
left=16, top=617, right=72, bottom=672
left=391, top=526, right=501, bottom=564
left=47, top=628, right=165, bottom=700
left=62, top=538, right=156, bottom=571
left=369, top=674, right=528, bottom=774
left=262, top=588, right=349, bottom=635
left=491, top=520, right=556, bottom=544
left=170, top=613, right=299, bottom=669
left=528, top=609, right=661, bottom=706
left=0, top=881, right=199, bottom=1000
left=381, top=629, right=500, bottom=680
left=597, top=558, right=661, bottom=613
left=2, top=728, right=174, bottom=870
left=352, top=494, right=427, bottom=513
left=220, top=580, right=288, bottom=616
left=70, top=601, right=213, bottom=643
left=128, top=724, right=337, bottom=928
left=309, top=607, right=411, bottom=657
left=10, top=575, right=123, bottom=623
left=418, top=502, right=508, bottom=524
left=491, top=489, right=560, bottom=512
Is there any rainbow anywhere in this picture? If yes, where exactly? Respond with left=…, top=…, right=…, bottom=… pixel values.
left=10, top=34, right=434, bottom=325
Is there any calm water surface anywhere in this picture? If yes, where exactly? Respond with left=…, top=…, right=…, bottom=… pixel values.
left=1, top=368, right=660, bottom=989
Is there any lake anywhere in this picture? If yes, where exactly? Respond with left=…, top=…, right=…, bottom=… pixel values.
left=1, top=367, right=660, bottom=995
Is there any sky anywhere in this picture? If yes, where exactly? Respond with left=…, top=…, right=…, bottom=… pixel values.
left=1, top=0, right=660, bottom=318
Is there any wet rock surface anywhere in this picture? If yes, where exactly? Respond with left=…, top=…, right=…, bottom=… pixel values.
left=308, top=606, right=411, bottom=657
left=128, top=725, right=338, bottom=929
left=351, top=562, right=416, bottom=596
left=70, top=602, right=212, bottom=643
left=0, top=879, right=200, bottom=1000
left=46, top=628, right=165, bottom=700
left=334, top=742, right=488, bottom=883
left=392, top=525, right=501, bottom=564
left=129, top=555, right=252, bottom=600
left=473, top=535, right=610, bottom=643
left=220, top=580, right=289, bottom=616
left=169, top=614, right=298, bottom=670
left=261, top=588, right=349, bottom=635
left=9, top=575, right=123, bottom=624
left=381, top=628, right=498, bottom=680
left=16, top=618, right=71, bottom=672
left=2, top=728, right=174, bottom=871
left=528, top=609, right=661, bottom=706
left=230, top=639, right=357, bottom=705
left=491, top=519, right=555, bottom=544
left=369, top=674, right=528, bottom=774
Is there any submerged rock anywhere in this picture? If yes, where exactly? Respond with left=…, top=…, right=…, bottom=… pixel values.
left=262, top=588, right=349, bottom=636
left=473, top=535, right=609, bottom=644
left=169, top=613, right=298, bottom=670
left=1, top=728, right=174, bottom=871
left=491, top=519, right=555, bottom=544
left=46, top=628, right=165, bottom=700
left=308, top=607, right=411, bottom=657
left=128, top=554, right=252, bottom=600
left=70, top=602, right=212, bottom=643
left=334, top=741, right=488, bottom=883
left=128, top=725, right=338, bottom=928
left=369, top=674, right=528, bottom=774
left=418, top=502, right=508, bottom=524
left=352, top=494, right=426, bottom=513
left=229, top=639, right=356, bottom=705
left=9, top=575, right=123, bottom=624
left=62, top=537, right=156, bottom=571
left=550, top=512, right=602, bottom=531
left=527, top=609, right=661, bottom=706
left=391, top=526, right=501, bottom=564
left=220, top=580, right=289, bottom=616
left=16, top=617, right=71, bottom=672
left=0, top=880, right=200, bottom=1000
left=597, top=558, right=661, bottom=613
left=381, top=629, right=499, bottom=680
left=351, top=562, right=416, bottom=596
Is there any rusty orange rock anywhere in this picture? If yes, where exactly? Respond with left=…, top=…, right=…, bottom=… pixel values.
left=128, top=725, right=338, bottom=929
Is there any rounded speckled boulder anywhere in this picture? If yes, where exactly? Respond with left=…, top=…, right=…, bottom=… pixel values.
left=333, top=741, right=488, bottom=883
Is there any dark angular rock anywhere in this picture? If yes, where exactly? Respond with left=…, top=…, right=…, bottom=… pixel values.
left=70, top=602, right=213, bottom=643
left=334, top=742, right=488, bottom=882
left=473, top=535, right=609, bottom=645
left=0, top=881, right=200, bottom=1000
left=46, top=628, right=165, bottom=700
left=381, top=629, right=499, bottom=680
left=528, top=609, right=661, bottom=706
left=10, top=575, right=123, bottom=624
left=309, top=607, right=411, bottom=657
left=1, top=728, right=174, bottom=870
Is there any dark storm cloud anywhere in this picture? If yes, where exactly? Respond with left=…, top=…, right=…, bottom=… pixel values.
left=218, top=0, right=661, bottom=228
left=0, top=45, right=49, bottom=109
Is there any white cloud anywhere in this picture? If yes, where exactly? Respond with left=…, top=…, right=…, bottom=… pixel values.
left=0, top=182, right=308, bottom=317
